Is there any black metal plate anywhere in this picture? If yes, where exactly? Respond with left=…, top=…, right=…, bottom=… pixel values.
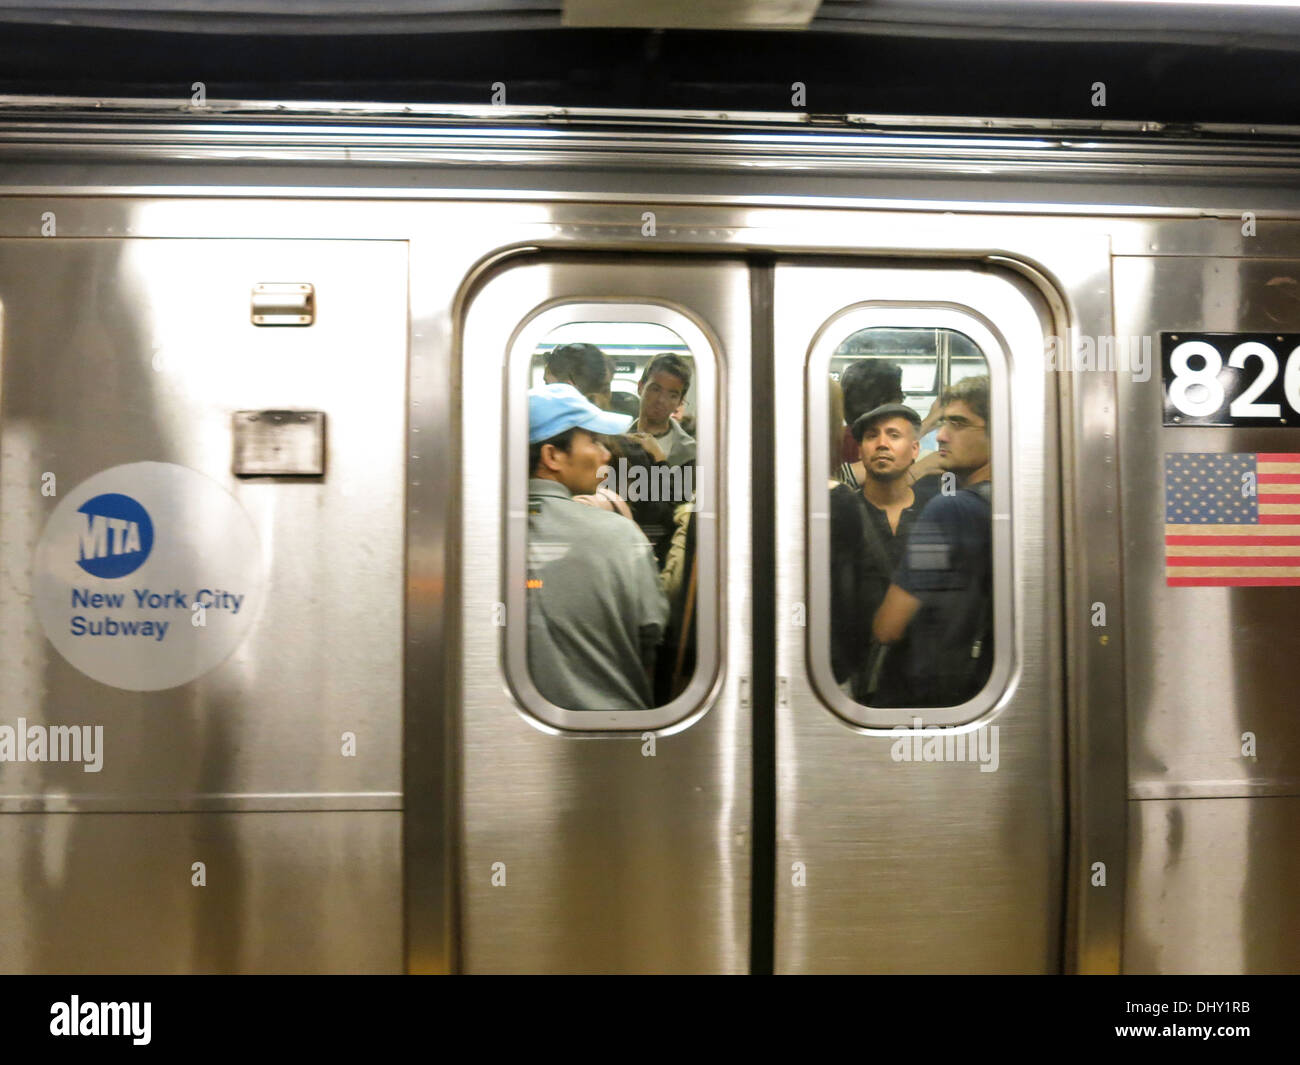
left=1162, top=331, right=1300, bottom=428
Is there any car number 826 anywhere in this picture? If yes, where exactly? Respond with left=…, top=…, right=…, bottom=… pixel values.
left=1163, top=332, right=1300, bottom=427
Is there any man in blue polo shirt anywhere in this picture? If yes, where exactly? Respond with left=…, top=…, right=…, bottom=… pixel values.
left=526, top=383, right=669, bottom=710
left=872, top=376, right=994, bottom=707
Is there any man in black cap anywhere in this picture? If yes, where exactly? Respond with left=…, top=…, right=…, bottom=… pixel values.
left=829, top=402, right=937, bottom=704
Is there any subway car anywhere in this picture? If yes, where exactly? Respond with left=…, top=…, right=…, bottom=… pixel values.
left=0, top=85, right=1298, bottom=975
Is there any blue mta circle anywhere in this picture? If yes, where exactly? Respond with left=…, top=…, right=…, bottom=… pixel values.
left=75, top=493, right=154, bottom=579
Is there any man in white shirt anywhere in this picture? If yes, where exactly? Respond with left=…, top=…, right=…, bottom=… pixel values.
left=629, top=353, right=696, bottom=467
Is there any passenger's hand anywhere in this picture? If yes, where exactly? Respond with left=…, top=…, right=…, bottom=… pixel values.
left=575, top=488, right=634, bottom=520
left=908, top=451, right=944, bottom=484
left=626, top=432, right=667, bottom=463
left=922, top=395, right=944, bottom=433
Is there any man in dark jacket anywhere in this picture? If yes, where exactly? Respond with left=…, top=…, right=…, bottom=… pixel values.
left=829, top=401, right=935, bottom=704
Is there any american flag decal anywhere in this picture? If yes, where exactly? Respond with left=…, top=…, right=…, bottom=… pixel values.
left=1165, top=452, right=1300, bottom=586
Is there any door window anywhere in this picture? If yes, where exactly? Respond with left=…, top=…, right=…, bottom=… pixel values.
left=808, top=308, right=1011, bottom=727
left=505, top=305, right=718, bottom=728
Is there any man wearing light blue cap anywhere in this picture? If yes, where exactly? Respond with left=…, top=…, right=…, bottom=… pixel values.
left=527, top=383, right=670, bottom=710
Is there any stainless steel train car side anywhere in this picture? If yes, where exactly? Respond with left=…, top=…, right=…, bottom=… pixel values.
left=0, top=102, right=1297, bottom=973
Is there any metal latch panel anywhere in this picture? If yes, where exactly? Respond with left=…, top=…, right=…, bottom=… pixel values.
left=251, top=283, right=315, bottom=325
left=233, top=411, right=326, bottom=476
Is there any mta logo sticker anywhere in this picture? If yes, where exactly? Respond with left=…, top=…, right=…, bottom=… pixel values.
left=75, top=493, right=154, bottom=578
left=34, top=462, right=264, bottom=691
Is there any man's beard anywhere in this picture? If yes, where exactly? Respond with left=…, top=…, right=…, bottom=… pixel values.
left=865, top=457, right=908, bottom=483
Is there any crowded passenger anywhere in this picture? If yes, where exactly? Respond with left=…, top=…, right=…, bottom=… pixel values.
left=629, top=353, right=696, bottom=466
left=829, top=378, right=871, bottom=688
left=655, top=497, right=698, bottom=703
left=594, top=436, right=681, bottom=564
left=872, top=375, right=994, bottom=707
left=672, top=399, right=697, bottom=441
left=837, top=358, right=943, bottom=493
left=524, top=347, right=704, bottom=710
left=837, top=359, right=903, bottom=490
left=830, top=395, right=938, bottom=704
left=544, top=343, right=614, bottom=409
left=526, top=383, right=669, bottom=710
left=609, top=391, right=641, bottom=418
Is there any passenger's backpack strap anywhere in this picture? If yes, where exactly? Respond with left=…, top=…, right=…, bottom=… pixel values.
left=849, top=493, right=900, bottom=702
left=852, top=492, right=896, bottom=583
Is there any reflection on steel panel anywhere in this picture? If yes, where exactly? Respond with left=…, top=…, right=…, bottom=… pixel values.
left=773, top=261, right=1064, bottom=973
left=1115, top=257, right=1300, bottom=801
left=0, top=237, right=406, bottom=809
left=459, top=256, right=751, bottom=973
left=1115, top=255, right=1300, bottom=975
left=1125, top=797, right=1300, bottom=974
left=0, top=811, right=402, bottom=974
